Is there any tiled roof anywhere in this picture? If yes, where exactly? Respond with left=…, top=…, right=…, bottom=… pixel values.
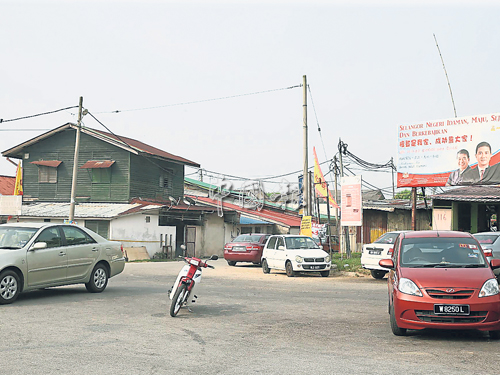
left=0, top=175, right=15, bottom=195
left=431, top=186, right=500, bottom=203
left=20, top=202, right=143, bottom=218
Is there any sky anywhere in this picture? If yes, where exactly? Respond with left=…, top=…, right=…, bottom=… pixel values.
left=1, top=0, right=500, bottom=198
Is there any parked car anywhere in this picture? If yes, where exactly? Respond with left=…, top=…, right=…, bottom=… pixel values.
left=313, top=235, right=340, bottom=253
left=0, top=222, right=126, bottom=304
left=223, top=234, right=270, bottom=266
left=473, top=232, right=500, bottom=279
left=361, top=231, right=409, bottom=279
left=379, top=230, right=500, bottom=338
left=261, top=235, right=331, bottom=277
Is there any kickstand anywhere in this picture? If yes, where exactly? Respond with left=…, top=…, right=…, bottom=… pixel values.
left=188, top=307, right=193, bottom=313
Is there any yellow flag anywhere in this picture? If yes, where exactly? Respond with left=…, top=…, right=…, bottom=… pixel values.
left=14, top=162, right=23, bottom=196
left=313, top=147, right=338, bottom=208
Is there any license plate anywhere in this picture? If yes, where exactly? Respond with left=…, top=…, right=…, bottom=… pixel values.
left=369, top=250, right=381, bottom=255
left=434, top=304, right=470, bottom=315
left=311, top=265, right=321, bottom=270
left=232, top=246, right=246, bottom=252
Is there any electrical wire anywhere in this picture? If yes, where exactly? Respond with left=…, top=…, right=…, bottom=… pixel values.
left=95, top=84, right=302, bottom=114
left=0, top=106, right=78, bottom=123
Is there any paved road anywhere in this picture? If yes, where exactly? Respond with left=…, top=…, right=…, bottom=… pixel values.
left=1, top=260, right=499, bottom=375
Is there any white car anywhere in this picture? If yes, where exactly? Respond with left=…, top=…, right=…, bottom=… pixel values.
left=361, top=230, right=409, bottom=279
left=261, top=235, right=331, bottom=277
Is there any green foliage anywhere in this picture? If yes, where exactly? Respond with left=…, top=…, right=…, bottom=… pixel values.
left=330, top=252, right=365, bottom=273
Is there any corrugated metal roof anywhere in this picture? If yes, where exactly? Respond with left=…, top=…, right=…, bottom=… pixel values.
left=80, top=160, right=115, bottom=169
left=431, top=186, right=500, bottom=203
left=30, top=160, right=62, bottom=168
left=363, top=199, right=431, bottom=212
left=240, top=216, right=272, bottom=225
left=0, top=175, right=15, bottom=195
left=2, top=123, right=200, bottom=168
left=20, top=202, right=142, bottom=218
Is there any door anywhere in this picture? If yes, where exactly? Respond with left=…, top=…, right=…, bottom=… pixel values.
left=264, top=236, right=278, bottom=268
left=273, top=237, right=286, bottom=270
left=185, top=226, right=196, bottom=257
left=62, top=226, right=99, bottom=281
left=26, top=227, right=66, bottom=287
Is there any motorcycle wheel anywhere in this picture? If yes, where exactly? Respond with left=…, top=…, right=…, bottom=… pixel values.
left=170, top=283, right=188, bottom=317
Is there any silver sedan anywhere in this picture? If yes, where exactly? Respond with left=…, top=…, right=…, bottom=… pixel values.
left=0, top=222, right=126, bottom=304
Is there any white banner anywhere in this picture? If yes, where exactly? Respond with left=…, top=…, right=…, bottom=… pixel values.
left=341, top=176, right=362, bottom=227
left=0, top=196, right=22, bottom=216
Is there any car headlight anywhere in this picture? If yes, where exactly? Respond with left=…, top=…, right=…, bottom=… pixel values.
left=295, top=255, right=303, bottom=263
left=479, top=279, right=500, bottom=298
left=398, top=278, right=422, bottom=297
left=325, top=255, right=330, bottom=263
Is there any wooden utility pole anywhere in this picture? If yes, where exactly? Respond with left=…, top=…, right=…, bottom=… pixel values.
left=302, top=75, right=309, bottom=216
left=69, top=97, right=83, bottom=222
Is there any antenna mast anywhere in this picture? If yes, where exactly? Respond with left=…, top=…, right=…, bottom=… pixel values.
left=433, top=33, right=457, bottom=118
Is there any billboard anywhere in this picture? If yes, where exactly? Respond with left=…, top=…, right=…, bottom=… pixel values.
left=341, top=176, right=362, bottom=227
left=397, top=113, right=500, bottom=187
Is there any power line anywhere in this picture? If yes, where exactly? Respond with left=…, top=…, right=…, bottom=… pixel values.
left=96, top=84, right=303, bottom=114
left=0, top=106, right=78, bottom=123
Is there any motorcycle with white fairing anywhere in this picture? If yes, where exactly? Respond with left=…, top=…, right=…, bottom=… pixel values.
left=168, top=253, right=218, bottom=317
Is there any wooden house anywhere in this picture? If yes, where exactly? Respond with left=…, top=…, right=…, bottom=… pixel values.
left=2, top=123, right=199, bottom=204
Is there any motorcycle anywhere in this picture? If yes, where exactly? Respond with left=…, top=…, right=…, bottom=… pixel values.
left=168, top=252, right=218, bottom=317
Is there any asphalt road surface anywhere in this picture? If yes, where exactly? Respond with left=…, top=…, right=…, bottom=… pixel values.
left=1, top=260, right=499, bottom=375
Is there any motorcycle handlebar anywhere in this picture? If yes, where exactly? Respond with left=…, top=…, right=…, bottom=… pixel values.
left=206, top=264, right=215, bottom=269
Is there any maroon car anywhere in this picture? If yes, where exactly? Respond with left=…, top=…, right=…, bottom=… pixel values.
left=224, top=234, right=271, bottom=266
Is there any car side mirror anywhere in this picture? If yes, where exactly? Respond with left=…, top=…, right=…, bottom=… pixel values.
left=31, top=242, right=47, bottom=251
left=490, top=259, right=500, bottom=270
left=379, top=258, right=394, bottom=269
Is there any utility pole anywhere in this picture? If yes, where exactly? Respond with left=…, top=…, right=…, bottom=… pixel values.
left=391, top=157, right=395, bottom=199
left=338, top=139, right=351, bottom=258
left=302, top=75, right=309, bottom=216
left=69, top=96, right=83, bottom=223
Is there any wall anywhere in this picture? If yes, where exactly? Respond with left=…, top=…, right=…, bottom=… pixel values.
left=199, top=215, right=226, bottom=258
left=109, top=213, right=176, bottom=257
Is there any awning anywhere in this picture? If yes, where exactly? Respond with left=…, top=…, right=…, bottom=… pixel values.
left=80, top=160, right=115, bottom=169
left=30, top=160, right=62, bottom=168
left=240, top=216, right=272, bottom=225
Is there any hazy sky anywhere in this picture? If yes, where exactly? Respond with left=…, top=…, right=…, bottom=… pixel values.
left=2, top=0, right=499, bottom=196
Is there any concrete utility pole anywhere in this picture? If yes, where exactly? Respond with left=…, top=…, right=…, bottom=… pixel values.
left=302, top=75, right=309, bottom=216
left=69, top=97, right=83, bottom=222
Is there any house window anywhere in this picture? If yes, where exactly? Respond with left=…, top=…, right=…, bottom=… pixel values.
left=159, top=169, right=173, bottom=191
left=85, top=220, right=110, bottom=239
left=39, top=166, right=57, bottom=183
left=91, top=168, right=111, bottom=183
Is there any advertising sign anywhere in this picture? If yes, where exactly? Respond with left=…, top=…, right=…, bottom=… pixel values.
left=397, top=113, right=500, bottom=187
left=341, top=176, right=362, bottom=227
left=300, top=216, right=312, bottom=237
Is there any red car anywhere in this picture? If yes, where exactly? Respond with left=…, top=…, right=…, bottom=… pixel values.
left=223, top=234, right=270, bottom=266
left=379, top=230, right=500, bottom=338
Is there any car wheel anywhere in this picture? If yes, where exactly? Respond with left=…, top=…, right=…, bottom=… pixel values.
left=285, top=261, right=295, bottom=277
left=320, top=270, right=330, bottom=277
left=262, top=259, right=270, bottom=274
left=0, top=270, right=20, bottom=305
left=227, top=261, right=237, bottom=266
left=489, top=331, right=500, bottom=340
left=370, top=270, right=387, bottom=279
left=85, top=263, right=109, bottom=293
left=390, top=304, right=407, bottom=336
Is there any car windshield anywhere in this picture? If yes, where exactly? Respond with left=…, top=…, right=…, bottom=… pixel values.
left=474, top=234, right=500, bottom=245
left=400, top=237, right=487, bottom=268
left=233, top=235, right=262, bottom=243
left=0, top=227, right=38, bottom=249
left=285, top=237, right=320, bottom=250
left=374, top=232, right=400, bottom=244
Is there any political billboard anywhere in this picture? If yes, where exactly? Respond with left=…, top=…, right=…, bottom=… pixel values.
left=397, top=113, right=500, bottom=187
